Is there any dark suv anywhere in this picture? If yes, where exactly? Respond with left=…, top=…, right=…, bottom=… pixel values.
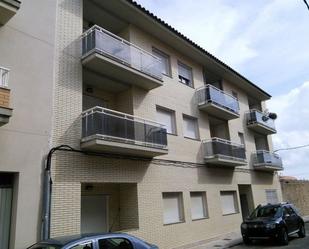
left=241, top=202, right=306, bottom=245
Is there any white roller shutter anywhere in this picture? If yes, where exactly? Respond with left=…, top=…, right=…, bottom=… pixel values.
left=190, top=192, right=207, bottom=219
left=221, top=191, right=238, bottom=215
left=163, top=193, right=183, bottom=224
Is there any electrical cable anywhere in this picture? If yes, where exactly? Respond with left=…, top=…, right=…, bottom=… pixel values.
left=274, top=144, right=309, bottom=153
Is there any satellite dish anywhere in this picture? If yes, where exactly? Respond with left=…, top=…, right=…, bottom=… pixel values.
left=269, top=112, right=277, bottom=120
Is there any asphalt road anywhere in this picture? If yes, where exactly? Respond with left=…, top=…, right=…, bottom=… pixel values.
left=231, top=223, right=309, bottom=249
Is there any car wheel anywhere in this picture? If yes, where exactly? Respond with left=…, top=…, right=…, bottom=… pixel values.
left=298, top=223, right=306, bottom=238
left=242, top=236, right=251, bottom=245
left=278, top=227, right=289, bottom=246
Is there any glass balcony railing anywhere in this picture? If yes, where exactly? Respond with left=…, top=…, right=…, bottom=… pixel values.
left=82, top=25, right=163, bottom=81
left=196, top=84, right=239, bottom=114
left=253, top=150, right=283, bottom=169
left=247, top=109, right=276, bottom=131
left=203, top=137, right=246, bottom=161
left=82, top=107, right=168, bottom=149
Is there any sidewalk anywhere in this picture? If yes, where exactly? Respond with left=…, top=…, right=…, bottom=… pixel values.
left=190, top=215, right=309, bottom=249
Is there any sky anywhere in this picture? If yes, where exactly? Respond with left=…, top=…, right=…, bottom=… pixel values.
left=136, top=0, right=309, bottom=179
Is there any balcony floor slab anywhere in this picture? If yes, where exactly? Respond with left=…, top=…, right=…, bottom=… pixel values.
left=82, top=51, right=163, bottom=91
left=247, top=123, right=276, bottom=135
left=204, top=156, right=247, bottom=167
left=81, top=136, right=168, bottom=158
left=253, top=164, right=283, bottom=171
left=198, top=102, right=239, bottom=120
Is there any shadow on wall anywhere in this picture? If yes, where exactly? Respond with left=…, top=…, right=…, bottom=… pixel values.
left=251, top=171, right=275, bottom=185
left=197, top=166, right=234, bottom=185
left=54, top=152, right=151, bottom=184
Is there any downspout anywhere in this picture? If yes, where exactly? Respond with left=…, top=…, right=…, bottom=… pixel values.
left=41, top=145, right=83, bottom=240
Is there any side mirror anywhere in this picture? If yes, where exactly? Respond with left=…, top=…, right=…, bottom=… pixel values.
left=284, top=213, right=290, bottom=218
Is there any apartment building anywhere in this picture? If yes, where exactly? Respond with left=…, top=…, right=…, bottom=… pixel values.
left=0, top=1, right=283, bottom=249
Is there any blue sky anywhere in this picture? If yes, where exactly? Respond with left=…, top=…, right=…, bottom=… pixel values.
left=136, top=0, right=309, bottom=179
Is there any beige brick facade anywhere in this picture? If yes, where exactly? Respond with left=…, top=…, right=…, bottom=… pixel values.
left=48, top=1, right=283, bottom=249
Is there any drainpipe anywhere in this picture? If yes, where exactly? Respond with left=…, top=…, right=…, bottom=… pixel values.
left=41, top=145, right=82, bottom=240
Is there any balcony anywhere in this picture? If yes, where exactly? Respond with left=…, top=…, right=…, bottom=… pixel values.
left=252, top=150, right=283, bottom=171
left=0, top=67, right=13, bottom=126
left=0, top=0, right=21, bottom=25
left=203, top=138, right=247, bottom=167
left=246, top=109, right=276, bottom=135
left=82, top=25, right=163, bottom=91
left=81, top=107, right=168, bottom=157
left=196, top=84, right=240, bottom=120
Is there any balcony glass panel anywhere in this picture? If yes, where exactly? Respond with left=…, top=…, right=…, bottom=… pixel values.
left=253, top=150, right=283, bottom=168
left=196, top=84, right=239, bottom=114
left=203, top=138, right=246, bottom=161
left=82, top=26, right=162, bottom=80
left=82, top=107, right=167, bottom=149
left=247, top=109, right=276, bottom=130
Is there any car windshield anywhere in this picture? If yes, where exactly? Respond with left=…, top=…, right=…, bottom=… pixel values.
left=28, top=244, right=62, bottom=249
left=250, top=205, right=282, bottom=219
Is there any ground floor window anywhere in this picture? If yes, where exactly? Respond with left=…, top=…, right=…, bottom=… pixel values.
left=190, top=192, right=208, bottom=220
left=265, top=189, right=278, bottom=204
left=220, top=191, right=239, bottom=215
left=162, top=192, right=184, bottom=224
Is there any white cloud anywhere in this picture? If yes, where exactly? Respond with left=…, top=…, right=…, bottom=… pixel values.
left=269, top=82, right=309, bottom=179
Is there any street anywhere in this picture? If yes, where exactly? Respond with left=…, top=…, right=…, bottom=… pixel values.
left=232, top=223, right=309, bottom=249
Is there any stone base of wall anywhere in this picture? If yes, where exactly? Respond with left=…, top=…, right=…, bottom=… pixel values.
left=281, top=179, right=309, bottom=216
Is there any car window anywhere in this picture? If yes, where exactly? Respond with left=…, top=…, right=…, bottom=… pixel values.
left=250, top=206, right=282, bottom=218
left=98, top=238, right=133, bottom=249
left=287, top=206, right=295, bottom=215
left=28, top=244, right=61, bottom=249
left=70, top=241, right=93, bottom=249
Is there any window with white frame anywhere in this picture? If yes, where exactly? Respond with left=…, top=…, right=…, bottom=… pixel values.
left=162, top=192, right=184, bottom=224
left=152, top=48, right=171, bottom=76
left=220, top=191, right=239, bottom=215
left=178, top=62, right=193, bottom=87
left=265, top=189, right=278, bottom=204
left=238, top=132, right=245, bottom=147
left=0, top=67, right=9, bottom=88
left=183, top=115, right=199, bottom=139
left=156, top=107, right=176, bottom=135
left=190, top=192, right=208, bottom=220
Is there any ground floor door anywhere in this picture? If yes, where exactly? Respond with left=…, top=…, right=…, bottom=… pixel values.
left=81, top=195, right=109, bottom=233
left=0, top=174, right=13, bottom=249
left=238, top=185, right=254, bottom=220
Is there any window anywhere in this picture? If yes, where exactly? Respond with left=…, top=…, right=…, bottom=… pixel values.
left=220, top=191, right=239, bottom=215
left=152, top=48, right=171, bottom=76
left=178, top=62, right=193, bottom=87
left=156, top=107, right=176, bottom=134
left=190, top=192, right=208, bottom=220
left=70, top=242, right=93, bottom=249
left=162, top=192, right=184, bottom=224
left=238, top=132, right=245, bottom=147
left=265, top=189, right=278, bottom=204
left=183, top=115, right=199, bottom=140
left=98, top=238, right=133, bottom=249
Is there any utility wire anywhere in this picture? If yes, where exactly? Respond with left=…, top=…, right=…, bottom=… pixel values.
left=304, top=0, right=309, bottom=11
left=274, top=143, right=309, bottom=152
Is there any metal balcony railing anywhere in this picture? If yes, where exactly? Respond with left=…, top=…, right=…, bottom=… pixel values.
left=196, top=84, right=239, bottom=114
left=82, top=25, right=163, bottom=81
left=246, top=109, right=276, bottom=130
left=203, top=137, right=246, bottom=161
left=0, top=67, right=9, bottom=88
left=82, top=107, right=168, bottom=149
left=253, top=150, right=283, bottom=168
